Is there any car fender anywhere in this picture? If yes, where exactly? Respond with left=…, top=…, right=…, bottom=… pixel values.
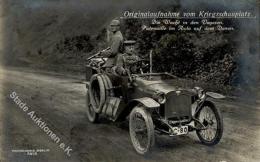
left=194, top=100, right=216, bottom=117
left=117, top=97, right=160, bottom=121
left=206, top=92, right=225, bottom=99
left=130, top=97, right=160, bottom=109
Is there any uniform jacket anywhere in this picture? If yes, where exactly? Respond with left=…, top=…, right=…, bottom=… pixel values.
left=103, top=31, right=124, bottom=67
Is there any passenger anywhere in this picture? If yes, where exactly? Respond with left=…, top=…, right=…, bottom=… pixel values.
left=101, top=19, right=124, bottom=70
left=112, top=40, right=140, bottom=76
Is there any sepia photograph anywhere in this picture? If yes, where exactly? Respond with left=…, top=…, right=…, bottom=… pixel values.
left=0, top=0, right=259, bottom=162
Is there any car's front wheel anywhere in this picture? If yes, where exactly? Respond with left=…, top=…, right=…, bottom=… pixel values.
left=195, top=101, right=223, bottom=145
left=129, top=105, right=155, bottom=155
left=86, top=90, right=99, bottom=123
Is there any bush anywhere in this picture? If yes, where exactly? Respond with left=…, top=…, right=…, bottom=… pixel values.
left=122, top=19, right=238, bottom=86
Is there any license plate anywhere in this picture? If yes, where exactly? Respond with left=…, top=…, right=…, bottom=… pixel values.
left=171, top=126, right=188, bottom=136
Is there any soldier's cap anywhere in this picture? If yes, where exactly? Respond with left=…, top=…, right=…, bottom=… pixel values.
left=124, top=40, right=136, bottom=46
left=110, top=19, right=120, bottom=26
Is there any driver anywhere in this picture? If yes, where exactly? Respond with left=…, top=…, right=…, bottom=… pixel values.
left=101, top=19, right=124, bottom=69
left=112, top=40, right=140, bottom=75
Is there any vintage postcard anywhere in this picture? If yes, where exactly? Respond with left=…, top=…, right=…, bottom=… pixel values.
left=0, top=0, right=259, bottom=162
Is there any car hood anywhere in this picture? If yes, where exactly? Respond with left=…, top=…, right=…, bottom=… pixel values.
left=145, top=82, right=178, bottom=94
left=135, top=79, right=179, bottom=94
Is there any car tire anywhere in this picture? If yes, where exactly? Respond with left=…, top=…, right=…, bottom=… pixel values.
left=89, top=74, right=106, bottom=113
left=195, top=101, right=223, bottom=145
left=86, top=90, right=99, bottom=123
left=129, top=105, right=155, bottom=155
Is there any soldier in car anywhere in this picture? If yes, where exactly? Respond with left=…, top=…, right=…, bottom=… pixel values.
left=101, top=19, right=124, bottom=70
left=112, top=40, right=141, bottom=76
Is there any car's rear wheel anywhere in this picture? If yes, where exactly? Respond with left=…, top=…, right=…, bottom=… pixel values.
left=86, top=90, right=98, bottom=123
left=195, top=101, right=223, bottom=145
left=129, top=105, right=155, bottom=155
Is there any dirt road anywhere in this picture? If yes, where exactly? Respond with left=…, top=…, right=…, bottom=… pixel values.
left=0, top=67, right=259, bottom=162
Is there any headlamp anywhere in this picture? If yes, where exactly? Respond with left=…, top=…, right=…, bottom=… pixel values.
left=156, top=92, right=166, bottom=104
left=194, top=87, right=205, bottom=99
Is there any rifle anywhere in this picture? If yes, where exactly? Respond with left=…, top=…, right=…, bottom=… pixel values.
left=86, top=47, right=110, bottom=61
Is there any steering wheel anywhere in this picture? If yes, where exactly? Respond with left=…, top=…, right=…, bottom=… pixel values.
left=135, top=59, right=149, bottom=74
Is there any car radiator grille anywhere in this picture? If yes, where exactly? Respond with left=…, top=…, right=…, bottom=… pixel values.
left=164, top=91, right=192, bottom=120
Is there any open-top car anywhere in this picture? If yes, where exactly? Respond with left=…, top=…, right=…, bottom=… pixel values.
left=85, top=49, right=224, bottom=155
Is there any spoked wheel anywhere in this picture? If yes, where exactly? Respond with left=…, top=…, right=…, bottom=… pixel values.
left=195, top=101, right=223, bottom=145
left=129, top=106, right=155, bottom=155
left=86, top=90, right=98, bottom=123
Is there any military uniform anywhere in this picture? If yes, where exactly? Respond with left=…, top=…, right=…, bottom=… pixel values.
left=102, top=20, right=124, bottom=68
left=114, top=40, right=140, bottom=75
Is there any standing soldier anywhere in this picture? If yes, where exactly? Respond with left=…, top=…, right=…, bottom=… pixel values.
left=101, top=19, right=124, bottom=69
